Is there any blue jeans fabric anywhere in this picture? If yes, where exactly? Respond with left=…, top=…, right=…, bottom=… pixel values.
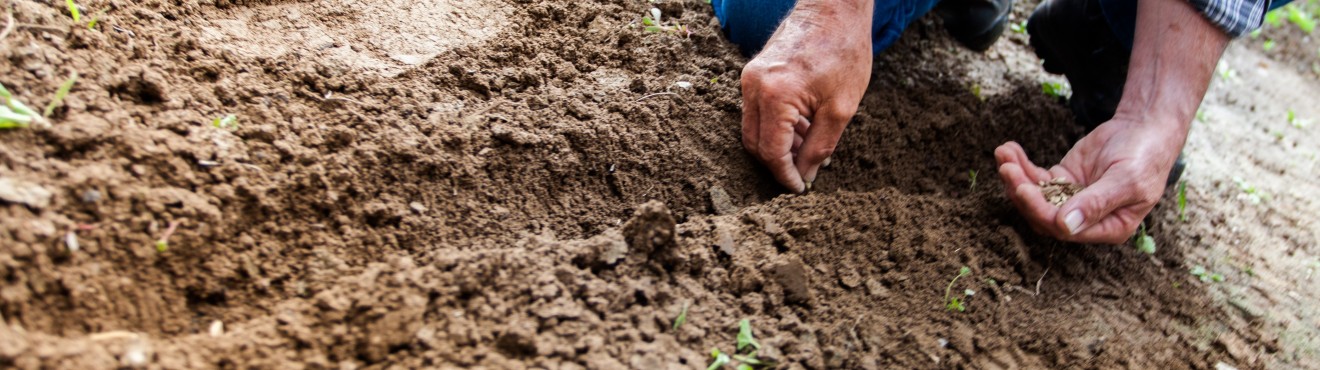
left=712, top=0, right=1294, bottom=56
left=711, top=0, right=942, bottom=55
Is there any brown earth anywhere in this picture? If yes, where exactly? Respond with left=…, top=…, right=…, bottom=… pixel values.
left=0, top=0, right=1316, bottom=369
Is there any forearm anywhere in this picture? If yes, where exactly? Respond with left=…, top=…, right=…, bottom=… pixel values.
left=1114, top=0, right=1230, bottom=136
left=764, top=0, right=873, bottom=60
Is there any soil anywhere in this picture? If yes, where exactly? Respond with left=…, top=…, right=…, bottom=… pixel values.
left=0, top=0, right=1317, bottom=369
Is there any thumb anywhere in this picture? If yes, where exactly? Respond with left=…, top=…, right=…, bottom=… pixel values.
left=795, top=104, right=853, bottom=186
left=1055, top=174, right=1140, bottom=238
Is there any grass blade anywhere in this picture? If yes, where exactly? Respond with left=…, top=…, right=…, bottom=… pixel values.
left=44, top=72, right=78, bottom=117
left=66, top=0, right=81, bottom=23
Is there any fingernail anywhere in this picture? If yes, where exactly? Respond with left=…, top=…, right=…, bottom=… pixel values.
left=822, top=157, right=832, bottom=168
left=804, top=181, right=813, bottom=192
left=1064, top=210, right=1084, bottom=235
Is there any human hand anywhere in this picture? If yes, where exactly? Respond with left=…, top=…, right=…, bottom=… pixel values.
left=739, top=0, right=874, bottom=193
left=995, top=117, right=1186, bottom=244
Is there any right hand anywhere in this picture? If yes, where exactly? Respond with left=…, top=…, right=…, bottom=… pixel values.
left=739, top=0, right=875, bottom=193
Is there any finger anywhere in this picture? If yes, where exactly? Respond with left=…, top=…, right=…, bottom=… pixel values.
left=765, top=151, right=805, bottom=193
left=792, top=134, right=803, bottom=152
left=757, top=100, right=806, bottom=193
left=795, top=101, right=854, bottom=183
left=1055, top=174, right=1149, bottom=242
left=741, top=93, right=761, bottom=154
left=997, top=162, right=1034, bottom=196
left=794, top=115, right=810, bottom=136
left=994, top=142, right=1053, bottom=183
left=1013, top=183, right=1065, bottom=238
left=1068, top=206, right=1149, bottom=244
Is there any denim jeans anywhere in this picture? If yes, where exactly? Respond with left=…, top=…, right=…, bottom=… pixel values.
left=711, top=0, right=1292, bottom=55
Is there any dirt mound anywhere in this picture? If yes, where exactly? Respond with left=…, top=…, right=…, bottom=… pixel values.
left=0, top=0, right=1289, bottom=368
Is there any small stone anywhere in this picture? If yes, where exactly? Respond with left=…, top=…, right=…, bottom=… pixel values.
left=714, top=223, right=736, bottom=256
left=768, top=257, right=813, bottom=305
left=0, top=177, right=53, bottom=209
left=209, top=320, right=224, bottom=337
left=839, top=269, right=862, bottom=289
left=81, top=189, right=102, bottom=203
left=65, top=231, right=80, bottom=253
left=865, top=279, right=890, bottom=298
left=709, top=186, right=737, bottom=215
left=409, top=201, right=427, bottom=213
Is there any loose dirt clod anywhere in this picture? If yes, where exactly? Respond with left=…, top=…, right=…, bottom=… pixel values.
left=1039, top=177, right=1083, bottom=206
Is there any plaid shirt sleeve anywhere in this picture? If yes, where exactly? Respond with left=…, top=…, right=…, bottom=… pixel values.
left=1186, top=0, right=1274, bottom=37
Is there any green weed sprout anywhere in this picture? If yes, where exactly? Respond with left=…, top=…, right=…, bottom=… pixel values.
left=1041, top=81, right=1070, bottom=99
left=87, top=10, right=106, bottom=30
left=1266, top=8, right=1285, bottom=27
left=944, top=266, right=971, bottom=312
left=706, top=320, right=772, bottom=370
left=1217, top=61, right=1237, bottom=81
left=1263, top=39, right=1277, bottom=52
left=968, top=170, right=978, bottom=191
left=155, top=220, right=180, bottom=253
left=673, top=302, right=689, bottom=331
left=1177, top=181, right=1188, bottom=221
left=1286, top=109, right=1311, bottom=128
left=213, top=114, right=239, bottom=130
left=1196, top=108, right=1208, bottom=123
left=44, top=72, right=78, bottom=117
left=1135, top=223, right=1156, bottom=254
left=1009, top=20, right=1028, bottom=34
left=1288, top=6, right=1317, bottom=33
left=707, top=348, right=731, bottom=370
left=737, top=319, right=761, bottom=351
left=0, top=83, right=46, bottom=129
left=66, top=0, right=82, bottom=23
left=641, top=8, right=692, bottom=37
left=1189, top=265, right=1224, bottom=283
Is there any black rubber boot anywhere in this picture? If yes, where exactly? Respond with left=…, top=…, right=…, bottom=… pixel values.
left=1028, top=0, right=1185, bottom=186
left=1027, top=0, right=1129, bottom=131
left=938, top=0, right=1015, bottom=52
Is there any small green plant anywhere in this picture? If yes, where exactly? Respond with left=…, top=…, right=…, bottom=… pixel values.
left=1263, top=39, right=1277, bottom=51
left=969, top=84, right=983, bottom=101
left=1009, top=20, right=1028, bottom=34
left=641, top=8, right=691, bottom=37
left=1233, top=176, right=1269, bottom=204
left=1189, top=265, right=1225, bottom=283
left=1266, top=8, right=1286, bottom=27
left=968, top=170, right=978, bottom=191
left=0, top=83, right=45, bottom=129
left=706, top=320, right=772, bottom=370
left=737, top=319, right=761, bottom=351
left=1196, top=108, right=1208, bottom=123
left=1217, top=61, right=1237, bottom=80
left=672, top=302, right=689, bottom=331
left=1041, top=81, right=1070, bottom=98
left=66, top=0, right=82, bottom=23
left=1177, top=181, right=1188, bottom=221
left=707, top=348, right=731, bottom=370
left=44, top=72, right=78, bottom=117
left=155, top=220, right=180, bottom=253
left=213, top=114, right=239, bottom=130
left=1286, top=109, right=1311, bottom=128
left=87, top=10, right=106, bottom=30
left=1288, top=6, right=1317, bottom=33
left=944, top=266, right=971, bottom=312
left=1134, top=223, right=1156, bottom=254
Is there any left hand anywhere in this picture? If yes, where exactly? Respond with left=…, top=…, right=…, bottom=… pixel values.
left=995, top=115, right=1184, bottom=244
